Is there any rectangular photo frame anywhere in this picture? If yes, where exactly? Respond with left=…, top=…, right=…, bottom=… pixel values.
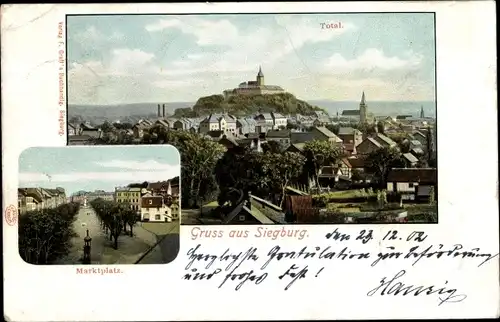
left=66, top=12, right=438, bottom=226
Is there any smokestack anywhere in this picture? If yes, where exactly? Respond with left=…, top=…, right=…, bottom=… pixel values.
left=163, top=104, right=166, bottom=118
left=157, top=104, right=161, bottom=117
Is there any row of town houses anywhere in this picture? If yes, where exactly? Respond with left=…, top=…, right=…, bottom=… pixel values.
left=18, top=187, right=67, bottom=215
left=68, top=109, right=434, bottom=146
left=130, top=112, right=433, bottom=138
left=70, top=180, right=180, bottom=223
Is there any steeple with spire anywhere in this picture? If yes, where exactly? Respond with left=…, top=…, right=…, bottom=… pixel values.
left=167, top=180, right=172, bottom=196
left=420, top=105, right=425, bottom=118
left=359, top=91, right=367, bottom=123
left=256, top=65, right=265, bottom=86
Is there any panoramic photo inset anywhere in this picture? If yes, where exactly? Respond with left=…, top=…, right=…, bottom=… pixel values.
left=67, top=13, right=437, bottom=225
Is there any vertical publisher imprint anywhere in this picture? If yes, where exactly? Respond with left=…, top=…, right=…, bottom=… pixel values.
left=58, top=21, right=66, bottom=136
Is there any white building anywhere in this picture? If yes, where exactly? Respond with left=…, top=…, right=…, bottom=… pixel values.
left=199, top=114, right=237, bottom=135
left=271, top=112, right=287, bottom=129
left=386, top=168, right=437, bottom=201
left=140, top=196, right=172, bottom=222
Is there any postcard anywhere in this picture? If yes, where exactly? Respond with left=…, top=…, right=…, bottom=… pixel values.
left=2, top=2, right=498, bottom=321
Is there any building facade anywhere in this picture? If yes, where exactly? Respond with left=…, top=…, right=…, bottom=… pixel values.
left=140, top=196, right=172, bottom=222
left=18, top=187, right=67, bottom=215
left=115, top=187, right=142, bottom=212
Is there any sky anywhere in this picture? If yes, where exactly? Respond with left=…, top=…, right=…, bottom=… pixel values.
left=18, top=146, right=181, bottom=196
left=67, top=13, right=436, bottom=105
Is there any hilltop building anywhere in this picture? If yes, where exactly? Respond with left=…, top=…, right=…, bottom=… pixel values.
left=223, top=66, right=285, bottom=99
left=341, top=92, right=369, bottom=123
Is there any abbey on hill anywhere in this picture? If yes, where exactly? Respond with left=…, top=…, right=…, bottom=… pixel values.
left=223, top=66, right=285, bottom=99
left=176, top=66, right=322, bottom=117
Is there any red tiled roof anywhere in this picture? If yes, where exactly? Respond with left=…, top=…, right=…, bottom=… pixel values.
left=341, top=158, right=352, bottom=168
left=141, top=196, right=164, bottom=208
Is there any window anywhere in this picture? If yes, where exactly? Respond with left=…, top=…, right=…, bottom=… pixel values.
left=157, top=207, right=160, bottom=211
left=149, top=200, right=153, bottom=205
left=239, top=215, right=245, bottom=221
left=155, top=215, right=161, bottom=220
left=409, top=183, right=414, bottom=188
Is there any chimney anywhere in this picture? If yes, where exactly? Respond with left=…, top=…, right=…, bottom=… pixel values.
left=157, top=104, right=161, bottom=117
left=163, top=104, right=166, bottom=118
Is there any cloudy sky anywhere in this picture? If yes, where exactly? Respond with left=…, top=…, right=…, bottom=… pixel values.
left=19, top=146, right=180, bottom=195
left=67, top=13, right=435, bottom=105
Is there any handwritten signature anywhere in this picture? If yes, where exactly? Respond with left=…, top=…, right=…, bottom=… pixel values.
left=367, top=270, right=467, bottom=306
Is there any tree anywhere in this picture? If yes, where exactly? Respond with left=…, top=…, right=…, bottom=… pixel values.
left=91, top=199, right=125, bottom=249
left=181, top=133, right=226, bottom=208
left=365, top=147, right=404, bottom=188
left=326, top=124, right=340, bottom=135
left=128, top=181, right=148, bottom=189
left=122, top=208, right=138, bottom=237
left=426, top=125, right=437, bottom=167
left=215, top=146, right=269, bottom=206
left=139, top=130, right=225, bottom=207
left=100, top=121, right=114, bottom=133
left=429, top=186, right=435, bottom=205
left=113, top=122, right=133, bottom=130
left=263, top=152, right=306, bottom=207
left=355, top=123, right=377, bottom=136
left=302, top=140, right=342, bottom=188
left=69, top=116, right=80, bottom=124
left=261, top=140, right=283, bottom=154
left=417, top=158, right=429, bottom=168
left=110, top=212, right=123, bottom=250
left=18, top=202, right=80, bottom=264
left=173, top=107, right=198, bottom=118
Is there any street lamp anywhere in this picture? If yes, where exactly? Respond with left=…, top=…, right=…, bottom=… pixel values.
left=83, top=229, right=92, bottom=264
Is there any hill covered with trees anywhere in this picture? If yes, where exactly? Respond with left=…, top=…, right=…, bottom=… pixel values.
left=173, top=92, right=325, bottom=118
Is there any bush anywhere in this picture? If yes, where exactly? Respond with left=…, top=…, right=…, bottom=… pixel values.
left=312, top=193, right=377, bottom=206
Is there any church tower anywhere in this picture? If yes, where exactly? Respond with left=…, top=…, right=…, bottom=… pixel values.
left=420, top=105, right=425, bottom=118
left=256, top=65, right=265, bottom=86
left=167, top=180, right=172, bottom=196
left=359, top=91, right=367, bottom=123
